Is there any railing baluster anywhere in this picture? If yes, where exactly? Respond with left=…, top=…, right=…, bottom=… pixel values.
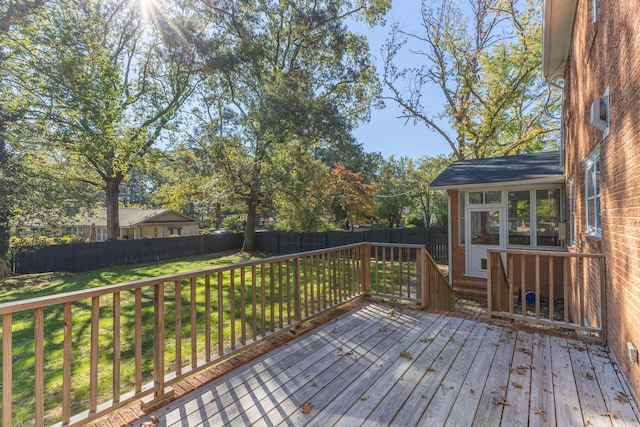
left=398, top=247, right=403, bottom=297
left=535, top=255, right=541, bottom=319
left=190, top=277, right=197, bottom=367
left=508, top=253, right=514, bottom=314
left=205, top=274, right=211, bottom=361
left=270, top=262, right=275, bottom=332
left=520, top=254, right=526, bottom=318
left=175, top=280, right=182, bottom=374
left=90, top=296, right=100, bottom=413
left=301, top=258, right=308, bottom=316
left=549, top=257, right=555, bottom=322
left=307, top=256, right=313, bottom=316
left=294, top=257, right=302, bottom=323
left=240, top=268, right=246, bottom=346
left=564, top=257, right=570, bottom=324
left=229, top=270, right=236, bottom=350
left=113, top=292, right=121, bottom=402
left=286, top=260, right=292, bottom=322
left=62, top=302, right=72, bottom=424
left=218, top=271, right=224, bottom=355
left=278, top=261, right=283, bottom=328
left=251, top=265, right=257, bottom=341
left=260, top=265, right=266, bottom=336
left=599, top=256, right=607, bottom=342
left=135, top=289, right=142, bottom=393
left=2, top=313, right=11, bottom=427
left=35, top=307, right=44, bottom=426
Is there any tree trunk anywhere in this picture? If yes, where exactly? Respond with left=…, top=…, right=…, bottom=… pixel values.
left=105, top=176, right=123, bottom=240
left=242, top=197, right=257, bottom=252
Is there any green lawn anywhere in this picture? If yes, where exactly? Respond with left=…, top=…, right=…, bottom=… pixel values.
left=0, top=248, right=404, bottom=426
left=0, top=250, right=265, bottom=426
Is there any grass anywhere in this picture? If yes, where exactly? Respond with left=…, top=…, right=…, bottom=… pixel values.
left=0, top=249, right=371, bottom=426
left=0, top=250, right=265, bottom=426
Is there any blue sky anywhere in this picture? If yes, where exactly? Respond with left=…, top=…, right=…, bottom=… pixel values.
left=350, top=1, right=453, bottom=161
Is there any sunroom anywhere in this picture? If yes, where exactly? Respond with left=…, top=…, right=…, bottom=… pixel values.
left=430, top=151, right=566, bottom=297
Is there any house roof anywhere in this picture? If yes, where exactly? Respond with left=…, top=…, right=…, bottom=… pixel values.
left=542, top=0, right=577, bottom=82
left=429, top=151, right=564, bottom=190
left=74, top=208, right=199, bottom=227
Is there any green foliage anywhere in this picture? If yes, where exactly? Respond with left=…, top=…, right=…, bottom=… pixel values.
left=383, top=0, right=560, bottom=160
left=4, top=0, right=204, bottom=240
left=194, top=0, right=390, bottom=248
left=221, top=215, right=243, bottom=232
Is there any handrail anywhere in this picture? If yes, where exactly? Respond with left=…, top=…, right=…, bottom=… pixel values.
left=0, top=242, right=443, bottom=426
left=486, top=249, right=606, bottom=341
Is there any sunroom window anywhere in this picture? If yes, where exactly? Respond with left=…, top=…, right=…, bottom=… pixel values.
left=508, top=191, right=531, bottom=246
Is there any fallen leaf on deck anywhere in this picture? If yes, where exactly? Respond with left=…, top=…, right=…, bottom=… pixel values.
left=400, top=350, right=413, bottom=360
left=360, top=397, right=368, bottom=401
left=601, top=412, right=617, bottom=419
left=427, top=366, right=435, bottom=372
left=378, top=327, right=387, bottom=333
left=511, top=381, right=523, bottom=389
left=518, top=347, right=533, bottom=356
left=533, top=407, right=545, bottom=415
left=301, top=401, right=314, bottom=414
left=388, top=309, right=396, bottom=317
left=470, top=389, right=475, bottom=394
left=585, top=372, right=594, bottom=380
left=616, top=393, right=629, bottom=404
left=501, top=385, right=509, bottom=392
left=493, top=395, right=509, bottom=406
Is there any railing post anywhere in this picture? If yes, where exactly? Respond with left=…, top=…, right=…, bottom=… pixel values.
left=599, top=256, right=607, bottom=343
left=420, top=248, right=428, bottom=309
left=487, top=251, right=493, bottom=320
left=141, top=283, right=174, bottom=410
left=362, top=244, right=371, bottom=296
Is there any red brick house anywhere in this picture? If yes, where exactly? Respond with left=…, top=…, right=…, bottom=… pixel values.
left=544, top=0, right=640, bottom=400
left=431, top=0, right=640, bottom=402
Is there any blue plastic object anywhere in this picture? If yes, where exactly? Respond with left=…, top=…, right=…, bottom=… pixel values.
left=525, top=291, right=535, bottom=304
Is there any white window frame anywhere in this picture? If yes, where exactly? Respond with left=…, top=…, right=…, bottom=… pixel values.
left=96, top=228, right=108, bottom=242
left=584, top=147, right=601, bottom=237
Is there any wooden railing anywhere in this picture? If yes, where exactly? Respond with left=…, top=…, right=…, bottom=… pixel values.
left=487, top=249, right=606, bottom=341
left=365, top=243, right=455, bottom=311
left=0, top=242, right=453, bottom=426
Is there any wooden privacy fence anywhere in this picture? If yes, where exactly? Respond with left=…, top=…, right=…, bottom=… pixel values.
left=11, top=233, right=244, bottom=274
left=0, top=243, right=454, bottom=427
left=254, top=227, right=449, bottom=260
left=487, top=249, right=606, bottom=341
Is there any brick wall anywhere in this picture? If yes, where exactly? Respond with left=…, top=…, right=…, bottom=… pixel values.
left=564, top=0, right=640, bottom=400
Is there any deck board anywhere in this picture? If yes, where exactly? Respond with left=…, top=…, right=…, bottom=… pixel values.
left=133, top=303, right=640, bottom=427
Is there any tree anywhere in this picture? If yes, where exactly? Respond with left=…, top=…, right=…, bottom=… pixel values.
left=196, top=0, right=390, bottom=250
left=383, top=0, right=560, bottom=160
left=0, top=0, right=46, bottom=275
left=408, top=155, right=450, bottom=226
left=325, top=163, right=377, bottom=230
left=6, top=0, right=204, bottom=240
left=375, top=156, right=413, bottom=228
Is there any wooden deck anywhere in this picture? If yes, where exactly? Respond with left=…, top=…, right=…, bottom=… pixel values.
left=134, top=303, right=640, bottom=427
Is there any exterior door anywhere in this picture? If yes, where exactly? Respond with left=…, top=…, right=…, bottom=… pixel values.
left=466, top=208, right=505, bottom=278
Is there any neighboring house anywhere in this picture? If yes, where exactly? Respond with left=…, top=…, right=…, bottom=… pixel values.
left=433, top=0, right=640, bottom=402
left=17, top=208, right=201, bottom=241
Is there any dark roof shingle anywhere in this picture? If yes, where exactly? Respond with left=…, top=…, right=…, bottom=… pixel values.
left=430, top=151, right=563, bottom=189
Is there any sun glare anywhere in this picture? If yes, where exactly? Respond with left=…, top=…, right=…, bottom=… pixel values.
left=138, top=0, right=159, bottom=22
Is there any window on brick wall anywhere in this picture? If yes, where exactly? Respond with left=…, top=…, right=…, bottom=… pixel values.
left=584, top=147, right=601, bottom=236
